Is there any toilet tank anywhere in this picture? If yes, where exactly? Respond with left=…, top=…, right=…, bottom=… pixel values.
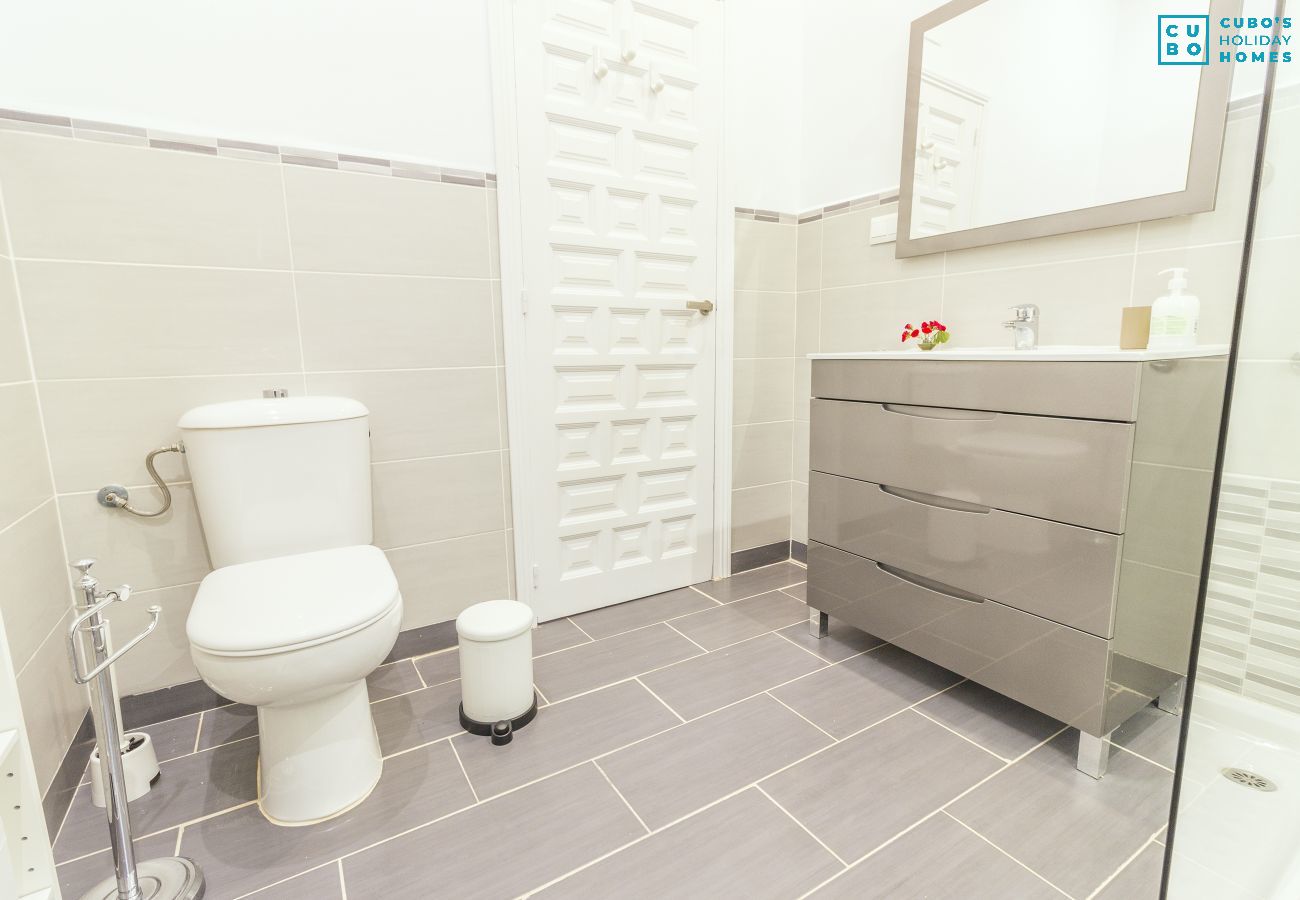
left=179, top=396, right=373, bottom=569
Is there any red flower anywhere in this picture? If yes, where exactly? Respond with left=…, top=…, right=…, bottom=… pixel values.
left=911, top=329, right=920, bottom=338
left=920, top=323, right=932, bottom=334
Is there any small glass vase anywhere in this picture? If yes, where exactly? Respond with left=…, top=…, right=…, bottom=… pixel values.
left=916, top=341, right=938, bottom=351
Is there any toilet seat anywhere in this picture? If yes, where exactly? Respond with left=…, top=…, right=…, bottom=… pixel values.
left=188, top=544, right=399, bottom=657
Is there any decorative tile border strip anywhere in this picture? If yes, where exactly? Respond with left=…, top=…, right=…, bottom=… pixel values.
left=0, top=107, right=496, bottom=187
left=733, top=188, right=901, bottom=226
left=733, top=207, right=798, bottom=225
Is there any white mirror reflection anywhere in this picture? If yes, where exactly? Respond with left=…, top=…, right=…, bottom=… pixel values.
left=908, top=0, right=1207, bottom=240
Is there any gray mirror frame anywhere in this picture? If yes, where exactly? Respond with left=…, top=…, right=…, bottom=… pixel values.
left=895, top=0, right=1243, bottom=258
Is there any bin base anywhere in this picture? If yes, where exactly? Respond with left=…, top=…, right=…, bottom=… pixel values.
left=459, top=695, right=539, bottom=746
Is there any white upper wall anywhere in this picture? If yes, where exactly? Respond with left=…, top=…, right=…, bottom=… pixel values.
left=0, top=0, right=496, bottom=171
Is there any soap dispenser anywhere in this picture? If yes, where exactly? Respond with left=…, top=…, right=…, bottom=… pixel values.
left=1148, top=267, right=1200, bottom=349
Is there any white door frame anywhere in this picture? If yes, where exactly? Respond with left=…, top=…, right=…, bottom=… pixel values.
left=487, top=0, right=734, bottom=610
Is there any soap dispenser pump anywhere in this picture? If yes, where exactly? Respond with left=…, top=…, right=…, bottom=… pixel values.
left=1148, top=267, right=1200, bottom=349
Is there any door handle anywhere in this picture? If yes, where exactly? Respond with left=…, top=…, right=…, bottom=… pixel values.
left=686, top=300, right=714, bottom=316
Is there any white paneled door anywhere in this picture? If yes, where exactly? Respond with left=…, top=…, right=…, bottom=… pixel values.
left=509, top=0, right=721, bottom=621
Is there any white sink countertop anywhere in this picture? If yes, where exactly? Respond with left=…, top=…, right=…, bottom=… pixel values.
left=808, top=345, right=1230, bottom=362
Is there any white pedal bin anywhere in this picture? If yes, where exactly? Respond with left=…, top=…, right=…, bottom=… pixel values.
left=456, top=600, right=537, bottom=743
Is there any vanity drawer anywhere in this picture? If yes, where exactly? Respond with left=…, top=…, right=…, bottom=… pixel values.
left=808, top=472, right=1121, bottom=637
left=807, top=542, right=1110, bottom=734
left=810, top=398, right=1134, bottom=533
left=811, top=358, right=1142, bottom=422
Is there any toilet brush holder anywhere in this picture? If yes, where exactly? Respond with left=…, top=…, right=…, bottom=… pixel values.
left=90, top=732, right=160, bottom=808
left=66, top=559, right=205, bottom=900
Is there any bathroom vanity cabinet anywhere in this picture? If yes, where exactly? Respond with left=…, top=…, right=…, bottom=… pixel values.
left=804, top=349, right=1228, bottom=776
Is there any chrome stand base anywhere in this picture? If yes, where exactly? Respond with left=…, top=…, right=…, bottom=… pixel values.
left=81, top=857, right=205, bottom=900
left=809, top=609, right=829, bottom=639
left=1076, top=730, right=1113, bottom=780
left=1158, top=678, right=1186, bottom=716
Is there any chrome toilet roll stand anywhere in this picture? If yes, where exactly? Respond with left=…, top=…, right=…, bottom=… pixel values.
left=66, top=559, right=205, bottom=900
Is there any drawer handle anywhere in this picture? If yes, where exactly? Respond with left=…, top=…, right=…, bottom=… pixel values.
left=875, top=561, right=987, bottom=604
left=881, top=403, right=996, bottom=421
left=879, top=484, right=990, bottom=515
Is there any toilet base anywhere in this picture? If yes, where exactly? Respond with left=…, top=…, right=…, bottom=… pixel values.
left=256, top=679, right=382, bottom=824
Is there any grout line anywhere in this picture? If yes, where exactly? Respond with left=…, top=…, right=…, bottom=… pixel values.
left=173, top=826, right=184, bottom=857
left=771, top=628, right=846, bottom=665
left=565, top=616, right=596, bottom=642
left=943, top=811, right=1075, bottom=898
left=593, top=760, right=651, bottom=834
left=411, top=657, right=429, bottom=690
left=228, top=861, right=342, bottom=900
left=687, top=584, right=725, bottom=605
left=662, top=620, right=709, bottom=654
left=55, top=799, right=262, bottom=868
left=447, top=739, right=480, bottom=804
left=192, top=712, right=204, bottom=754
left=911, top=703, right=1013, bottom=763
left=1084, top=832, right=1164, bottom=900
left=337, top=858, right=349, bottom=900
left=533, top=683, right=549, bottom=706
left=1109, top=740, right=1175, bottom=774
left=765, top=691, right=837, bottom=741
left=755, top=784, right=848, bottom=868
left=275, top=157, right=308, bottom=375
left=633, top=676, right=686, bottom=724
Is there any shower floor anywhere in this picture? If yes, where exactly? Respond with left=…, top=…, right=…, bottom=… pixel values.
left=52, top=561, right=1178, bottom=899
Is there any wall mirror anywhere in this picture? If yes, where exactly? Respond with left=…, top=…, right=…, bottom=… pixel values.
left=896, top=0, right=1241, bottom=258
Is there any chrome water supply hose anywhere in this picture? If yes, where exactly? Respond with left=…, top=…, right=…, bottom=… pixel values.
left=96, top=443, right=185, bottom=517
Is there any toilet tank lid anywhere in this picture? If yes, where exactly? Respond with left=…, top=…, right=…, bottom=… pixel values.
left=179, top=396, right=368, bottom=429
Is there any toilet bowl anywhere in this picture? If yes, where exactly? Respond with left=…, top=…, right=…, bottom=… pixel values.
left=188, top=544, right=401, bottom=824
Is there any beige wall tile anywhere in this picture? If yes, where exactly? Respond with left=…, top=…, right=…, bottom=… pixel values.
left=793, top=358, right=811, bottom=423
left=1238, top=237, right=1299, bottom=361
left=0, top=501, right=70, bottom=671
left=818, top=279, right=943, bottom=353
left=504, top=528, right=517, bottom=600
left=103, top=582, right=200, bottom=695
left=58, top=483, right=212, bottom=593
left=792, top=419, right=809, bottom=483
left=734, top=219, right=796, bottom=291
left=797, top=219, right=822, bottom=291
left=372, top=453, right=506, bottom=549
left=791, top=480, right=808, bottom=545
left=487, top=189, right=502, bottom=277
left=733, top=358, right=794, bottom=425
left=945, top=224, right=1136, bottom=275
left=40, top=374, right=305, bottom=494
left=731, top=483, right=790, bottom=552
left=732, top=421, right=793, bottom=489
left=822, top=206, right=943, bottom=288
left=306, top=369, right=501, bottom=462
left=794, top=291, right=821, bottom=358
left=1255, top=103, right=1300, bottom=240
left=296, top=273, right=495, bottom=370
left=0, top=382, right=53, bottom=529
left=1223, top=361, right=1300, bottom=482
left=941, top=256, right=1133, bottom=349
left=284, top=167, right=490, bottom=277
left=19, top=261, right=299, bottom=378
left=0, top=132, right=290, bottom=267
left=386, top=531, right=510, bottom=630
left=17, top=610, right=88, bottom=792
left=0, top=256, right=31, bottom=383
left=1132, top=242, right=1243, bottom=347
left=733, top=290, right=795, bottom=359
left=1138, top=114, right=1257, bottom=252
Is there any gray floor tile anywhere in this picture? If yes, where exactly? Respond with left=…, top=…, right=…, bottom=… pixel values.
left=180, top=740, right=474, bottom=899
left=947, top=730, right=1174, bottom=898
left=366, top=659, right=424, bottom=701
left=413, top=647, right=459, bottom=686
left=916, top=680, right=1063, bottom=761
left=56, top=830, right=177, bottom=898
left=569, top=585, right=718, bottom=640
left=538, top=787, right=842, bottom=899
left=197, top=704, right=257, bottom=751
left=1112, top=703, right=1180, bottom=769
left=56, top=738, right=259, bottom=862
left=762, top=710, right=1002, bottom=862
left=371, top=680, right=464, bottom=756
left=243, top=863, right=344, bottom=899
left=776, top=618, right=883, bottom=663
left=810, top=813, right=1062, bottom=899
left=771, top=644, right=962, bottom=739
left=1095, top=840, right=1163, bottom=899
left=452, top=680, right=679, bottom=800
left=781, top=582, right=808, bottom=602
left=695, top=562, right=806, bottom=603
left=342, top=764, right=645, bottom=900
left=639, top=633, right=825, bottom=720
left=533, top=623, right=701, bottom=701
left=668, top=590, right=809, bottom=651
left=534, top=617, right=593, bottom=655
left=599, top=694, right=832, bottom=830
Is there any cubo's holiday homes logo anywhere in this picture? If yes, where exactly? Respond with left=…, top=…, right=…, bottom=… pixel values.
left=1159, top=14, right=1294, bottom=66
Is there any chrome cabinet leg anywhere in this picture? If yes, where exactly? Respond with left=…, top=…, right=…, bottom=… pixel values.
left=1076, top=730, right=1112, bottom=779
left=1158, top=678, right=1186, bottom=716
left=809, top=608, right=829, bottom=639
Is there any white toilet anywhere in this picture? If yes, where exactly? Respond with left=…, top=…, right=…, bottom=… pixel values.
left=181, top=397, right=402, bottom=825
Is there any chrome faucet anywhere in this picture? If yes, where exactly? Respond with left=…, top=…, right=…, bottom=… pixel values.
left=1003, top=304, right=1040, bottom=350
